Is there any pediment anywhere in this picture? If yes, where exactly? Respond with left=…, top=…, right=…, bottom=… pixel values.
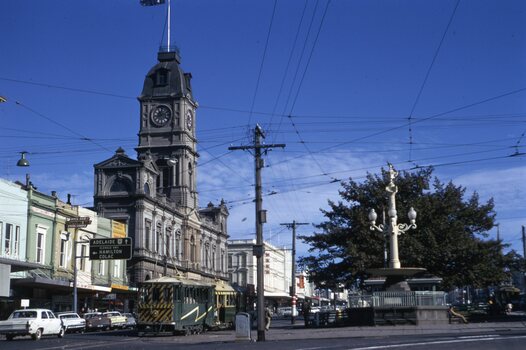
left=94, top=155, right=141, bottom=169
left=142, top=158, right=159, bottom=174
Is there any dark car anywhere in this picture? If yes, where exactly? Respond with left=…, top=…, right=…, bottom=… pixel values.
left=83, top=312, right=111, bottom=331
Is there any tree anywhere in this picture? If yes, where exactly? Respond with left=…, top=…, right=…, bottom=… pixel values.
left=298, top=166, right=511, bottom=290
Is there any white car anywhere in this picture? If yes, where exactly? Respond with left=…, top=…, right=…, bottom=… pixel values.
left=56, top=312, right=86, bottom=333
left=277, top=307, right=292, bottom=317
left=102, top=311, right=127, bottom=329
left=0, top=309, right=65, bottom=340
left=310, top=306, right=321, bottom=314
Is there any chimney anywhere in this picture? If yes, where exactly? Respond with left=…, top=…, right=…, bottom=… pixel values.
left=67, top=194, right=72, bottom=205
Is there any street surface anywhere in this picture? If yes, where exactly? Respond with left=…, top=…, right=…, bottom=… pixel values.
left=1, top=317, right=525, bottom=350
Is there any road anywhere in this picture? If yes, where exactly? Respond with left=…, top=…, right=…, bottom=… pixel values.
left=1, top=318, right=525, bottom=350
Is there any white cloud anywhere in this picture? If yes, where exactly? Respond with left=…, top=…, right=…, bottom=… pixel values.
left=198, top=148, right=386, bottom=256
left=453, top=165, right=526, bottom=252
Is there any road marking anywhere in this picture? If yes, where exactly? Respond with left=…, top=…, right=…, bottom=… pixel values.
left=345, top=335, right=526, bottom=350
left=35, top=338, right=138, bottom=350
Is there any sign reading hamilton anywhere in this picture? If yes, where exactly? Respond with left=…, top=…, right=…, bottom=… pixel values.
left=89, top=238, right=132, bottom=260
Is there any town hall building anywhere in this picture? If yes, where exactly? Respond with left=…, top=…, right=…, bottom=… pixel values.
left=93, top=50, right=229, bottom=287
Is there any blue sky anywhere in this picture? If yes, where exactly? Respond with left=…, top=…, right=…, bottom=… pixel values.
left=1, top=0, right=526, bottom=258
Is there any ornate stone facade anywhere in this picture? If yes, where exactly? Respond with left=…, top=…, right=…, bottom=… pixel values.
left=93, top=51, right=229, bottom=286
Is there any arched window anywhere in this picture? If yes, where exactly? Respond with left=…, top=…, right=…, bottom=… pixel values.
left=190, top=236, right=196, bottom=263
left=205, top=244, right=209, bottom=269
left=144, top=220, right=152, bottom=251
left=188, top=162, right=193, bottom=190
left=110, top=179, right=131, bottom=193
left=166, top=227, right=172, bottom=257
left=175, top=230, right=181, bottom=260
left=212, top=247, right=216, bottom=271
left=144, top=182, right=150, bottom=196
left=156, top=223, right=162, bottom=254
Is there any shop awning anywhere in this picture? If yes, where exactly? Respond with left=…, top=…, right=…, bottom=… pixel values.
left=265, top=291, right=291, bottom=298
left=0, top=258, right=45, bottom=272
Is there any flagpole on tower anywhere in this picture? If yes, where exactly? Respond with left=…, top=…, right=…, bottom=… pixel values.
left=167, top=0, right=171, bottom=52
left=140, top=0, right=172, bottom=52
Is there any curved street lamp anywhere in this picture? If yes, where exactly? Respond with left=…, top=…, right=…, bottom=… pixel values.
left=368, top=164, right=417, bottom=269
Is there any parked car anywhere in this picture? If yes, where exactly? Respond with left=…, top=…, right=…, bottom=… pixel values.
left=83, top=312, right=111, bottom=331
left=0, top=309, right=65, bottom=340
left=277, top=307, right=292, bottom=317
left=122, top=313, right=136, bottom=329
left=103, top=311, right=127, bottom=329
left=56, top=312, right=86, bottom=333
left=310, top=306, right=321, bottom=314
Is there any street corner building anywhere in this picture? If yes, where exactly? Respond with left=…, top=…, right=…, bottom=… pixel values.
left=93, top=49, right=230, bottom=290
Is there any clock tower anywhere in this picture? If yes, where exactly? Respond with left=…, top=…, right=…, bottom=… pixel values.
left=137, top=50, right=198, bottom=209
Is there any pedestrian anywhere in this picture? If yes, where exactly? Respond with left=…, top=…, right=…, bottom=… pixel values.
left=302, top=302, right=311, bottom=328
left=265, top=307, right=272, bottom=331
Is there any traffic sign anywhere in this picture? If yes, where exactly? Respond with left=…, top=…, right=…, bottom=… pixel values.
left=89, top=238, right=132, bottom=260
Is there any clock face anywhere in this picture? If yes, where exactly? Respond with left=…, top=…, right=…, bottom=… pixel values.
left=186, top=112, right=193, bottom=130
left=151, top=106, right=172, bottom=126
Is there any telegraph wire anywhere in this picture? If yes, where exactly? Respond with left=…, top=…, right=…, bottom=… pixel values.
left=0, top=77, right=134, bottom=100
left=269, top=85, right=526, bottom=168
left=287, top=0, right=331, bottom=115
left=279, top=0, right=320, bottom=120
left=246, top=0, right=278, bottom=129
left=14, top=101, right=112, bottom=152
left=267, top=0, right=309, bottom=133
left=407, top=0, right=461, bottom=163
left=4, top=76, right=526, bottom=124
left=282, top=0, right=334, bottom=181
left=224, top=152, right=526, bottom=210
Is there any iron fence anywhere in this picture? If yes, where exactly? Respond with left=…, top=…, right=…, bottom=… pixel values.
left=349, top=291, right=447, bottom=308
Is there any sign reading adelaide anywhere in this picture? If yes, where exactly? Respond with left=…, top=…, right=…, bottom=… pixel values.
left=89, top=238, right=133, bottom=260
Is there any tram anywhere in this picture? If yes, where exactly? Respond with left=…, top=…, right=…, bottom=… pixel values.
left=136, top=276, right=245, bottom=336
left=137, top=276, right=214, bottom=336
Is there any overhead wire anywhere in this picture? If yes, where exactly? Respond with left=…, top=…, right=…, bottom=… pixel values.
left=269, top=85, right=526, bottom=168
left=407, top=0, right=461, bottom=163
left=246, top=0, right=278, bottom=129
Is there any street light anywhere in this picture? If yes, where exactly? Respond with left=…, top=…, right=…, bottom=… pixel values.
left=368, top=164, right=417, bottom=269
left=17, top=151, right=30, bottom=167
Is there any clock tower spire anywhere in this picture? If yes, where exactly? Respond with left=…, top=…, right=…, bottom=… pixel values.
left=136, top=50, right=198, bottom=209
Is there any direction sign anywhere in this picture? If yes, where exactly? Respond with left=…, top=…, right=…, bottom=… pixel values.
left=66, top=216, right=92, bottom=228
left=89, top=238, right=132, bottom=260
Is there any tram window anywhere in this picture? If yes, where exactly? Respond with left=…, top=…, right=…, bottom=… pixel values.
left=174, top=287, right=181, bottom=301
left=139, top=287, right=149, bottom=303
left=152, top=287, right=160, bottom=302
left=164, top=287, right=170, bottom=302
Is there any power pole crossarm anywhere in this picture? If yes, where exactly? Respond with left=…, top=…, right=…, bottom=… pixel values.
left=228, top=125, right=285, bottom=342
left=280, top=221, right=309, bottom=325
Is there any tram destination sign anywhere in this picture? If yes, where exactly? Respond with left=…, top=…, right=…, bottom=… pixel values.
left=89, top=238, right=132, bottom=260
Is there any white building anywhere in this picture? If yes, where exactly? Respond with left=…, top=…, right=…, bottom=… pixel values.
left=227, top=239, right=292, bottom=306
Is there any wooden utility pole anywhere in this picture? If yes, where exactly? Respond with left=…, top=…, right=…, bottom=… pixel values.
left=280, top=220, right=309, bottom=325
left=229, top=124, right=285, bottom=342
